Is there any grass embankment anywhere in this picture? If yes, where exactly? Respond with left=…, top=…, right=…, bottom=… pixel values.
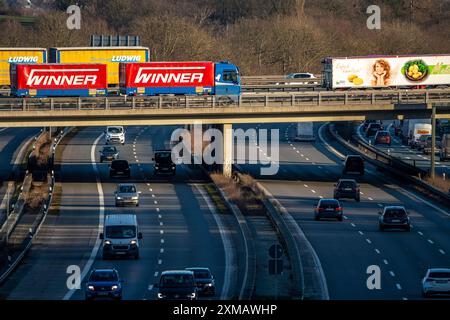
left=210, top=173, right=264, bottom=215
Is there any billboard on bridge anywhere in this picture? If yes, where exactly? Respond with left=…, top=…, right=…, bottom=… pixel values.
left=327, top=54, right=450, bottom=88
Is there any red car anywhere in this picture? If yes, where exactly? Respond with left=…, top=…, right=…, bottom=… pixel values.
left=374, top=131, right=391, bottom=146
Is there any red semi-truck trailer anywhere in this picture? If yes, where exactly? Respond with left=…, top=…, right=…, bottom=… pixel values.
left=10, top=63, right=108, bottom=97
left=119, top=61, right=241, bottom=96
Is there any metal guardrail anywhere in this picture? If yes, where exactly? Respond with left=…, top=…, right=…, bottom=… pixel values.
left=329, top=124, right=450, bottom=206
left=0, top=128, right=68, bottom=285
left=0, top=89, right=449, bottom=111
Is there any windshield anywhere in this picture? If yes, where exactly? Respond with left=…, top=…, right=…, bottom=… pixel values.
left=108, top=127, right=123, bottom=134
left=89, top=271, right=118, bottom=282
left=377, top=132, right=389, bottom=137
left=384, top=209, right=407, bottom=218
left=191, top=270, right=211, bottom=279
left=112, top=161, right=129, bottom=169
left=160, top=274, right=195, bottom=288
left=103, top=147, right=117, bottom=152
left=119, top=185, right=136, bottom=193
left=319, top=200, right=339, bottom=209
left=155, top=152, right=172, bottom=163
left=223, top=70, right=239, bottom=83
left=429, top=272, right=450, bottom=278
left=348, top=157, right=363, bottom=165
left=339, top=181, right=356, bottom=188
left=105, top=225, right=136, bottom=239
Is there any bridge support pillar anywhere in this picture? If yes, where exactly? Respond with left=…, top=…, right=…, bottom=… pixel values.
left=223, top=123, right=233, bottom=178
left=431, top=104, right=436, bottom=180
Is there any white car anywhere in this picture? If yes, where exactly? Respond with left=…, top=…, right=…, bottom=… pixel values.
left=277, top=73, right=319, bottom=85
left=422, top=268, right=450, bottom=297
left=105, top=126, right=125, bottom=145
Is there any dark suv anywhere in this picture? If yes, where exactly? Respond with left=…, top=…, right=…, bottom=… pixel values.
left=153, top=150, right=176, bottom=175
left=99, top=146, right=119, bottom=163
left=110, top=160, right=131, bottom=178
left=334, top=179, right=360, bottom=202
left=365, top=123, right=382, bottom=137
left=84, top=268, right=123, bottom=300
left=314, top=199, right=343, bottom=221
left=379, top=206, right=411, bottom=231
left=155, top=270, right=198, bottom=300
left=186, top=267, right=216, bottom=296
left=343, top=155, right=364, bottom=175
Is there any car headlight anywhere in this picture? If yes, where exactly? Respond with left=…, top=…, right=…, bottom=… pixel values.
left=157, top=293, right=165, bottom=299
left=88, top=286, right=95, bottom=291
left=104, top=240, right=111, bottom=245
left=155, top=166, right=159, bottom=169
left=111, top=285, right=118, bottom=291
left=171, top=166, right=175, bottom=169
left=188, top=292, right=196, bottom=299
left=206, top=283, right=213, bottom=287
left=116, top=196, right=122, bottom=200
left=130, top=240, right=137, bottom=245
left=132, top=196, right=138, bottom=200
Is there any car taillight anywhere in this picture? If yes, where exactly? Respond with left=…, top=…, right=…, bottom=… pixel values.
left=318, top=208, right=324, bottom=212
left=335, top=207, right=342, bottom=212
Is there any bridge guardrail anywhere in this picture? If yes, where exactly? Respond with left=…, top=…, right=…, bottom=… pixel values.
left=0, top=88, right=449, bottom=112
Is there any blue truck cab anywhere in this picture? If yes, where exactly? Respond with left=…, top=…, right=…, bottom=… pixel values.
left=213, top=61, right=241, bottom=96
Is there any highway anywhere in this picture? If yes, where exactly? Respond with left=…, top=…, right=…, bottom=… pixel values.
left=0, top=125, right=246, bottom=300
left=236, top=122, right=450, bottom=300
left=357, top=121, right=450, bottom=178
left=0, top=127, right=40, bottom=225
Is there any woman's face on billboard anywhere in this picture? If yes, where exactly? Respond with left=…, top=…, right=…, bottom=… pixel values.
left=375, top=63, right=384, bottom=74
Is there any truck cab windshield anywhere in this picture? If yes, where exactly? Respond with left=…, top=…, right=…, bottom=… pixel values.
left=223, top=70, right=239, bottom=83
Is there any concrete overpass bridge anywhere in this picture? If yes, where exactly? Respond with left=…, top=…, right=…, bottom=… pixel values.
left=1, top=89, right=449, bottom=176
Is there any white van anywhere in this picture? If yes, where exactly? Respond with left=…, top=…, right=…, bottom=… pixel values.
left=410, top=123, right=432, bottom=148
left=100, top=214, right=142, bottom=259
left=105, top=126, right=125, bottom=145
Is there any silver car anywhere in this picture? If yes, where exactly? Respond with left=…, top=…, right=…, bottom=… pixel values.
left=422, top=268, right=450, bottom=297
left=114, top=184, right=141, bottom=207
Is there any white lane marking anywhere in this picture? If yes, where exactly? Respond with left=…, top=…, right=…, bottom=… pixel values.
left=63, top=133, right=105, bottom=301
left=148, top=285, right=153, bottom=291
left=319, top=195, right=324, bottom=199
left=396, top=284, right=402, bottom=290
left=304, top=184, right=309, bottom=188
left=293, top=147, right=296, bottom=150
left=343, top=216, right=348, bottom=220
left=368, top=197, right=374, bottom=201
left=152, top=194, right=155, bottom=198
left=439, top=249, right=445, bottom=255
left=149, top=188, right=153, bottom=192
left=154, top=200, right=158, bottom=204
left=160, top=222, right=163, bottom=226
left=158, top=259, right=162, bottom=265
left=158, top=214, right=162, bottom=219
left=350, top=223, right=356, bottom=227
left=402, top=297, right=408, bottom=300
left=195, top=184, right=233, bottom=300
left=366, top=239, right=372, bottom=244
left=296, top=150, right=300, bottom=154
left=377, top=204, right=383, bottom=207
left=160, top=230, right=164, bottom=234
left=383, top=259, right=389, bottom=265
left=418, top=231, right=423, bottom=236
left=305, top=158, right=310, bottom=161
left=147, top=183, right=150, bottom=186
left=358, top=231, right=364, bottom=235
left=161, top=239, right=164, bottom=244
left=318, top=123, right=345, bottom=159
left=160, top=248, right=164, bottom=254
left=311, top=190, right=316, bottom=194
left=428, top=239, right=434, bottom=244
left=389, top=271, right=395, bottom=277
left=154, top=272, right=159, bottom=277
left=156, top=208, right=160, bottom=212
left=375, top=249, right=381, bottom=254
left=300, top=154, right=304, bottom=157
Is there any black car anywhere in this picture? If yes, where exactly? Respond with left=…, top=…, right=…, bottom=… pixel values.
left=99, top=146, right=119, bottom=163
left=314, top=198, right=343, bottom=221
left=362, top=120, right=377, bottom=131
left=109, top=160, right=131, bottom=178
left=379, top=206, right=411, bottom=231
left=84, top=268, right=123, bottom=300
left=334, top=179, right=360, bottom=202
left=153, top=150, right=176, bottom=175
left=343, top=155, right=364, bottom=175
left=365, top=123, right=383, bottom=137
left=185, top=267, right=216, bottom=296
left=155, top=270, right=198, bottom=300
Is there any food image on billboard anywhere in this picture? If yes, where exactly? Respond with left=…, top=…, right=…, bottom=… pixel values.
left=331, top=55, right=450, bottom=88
